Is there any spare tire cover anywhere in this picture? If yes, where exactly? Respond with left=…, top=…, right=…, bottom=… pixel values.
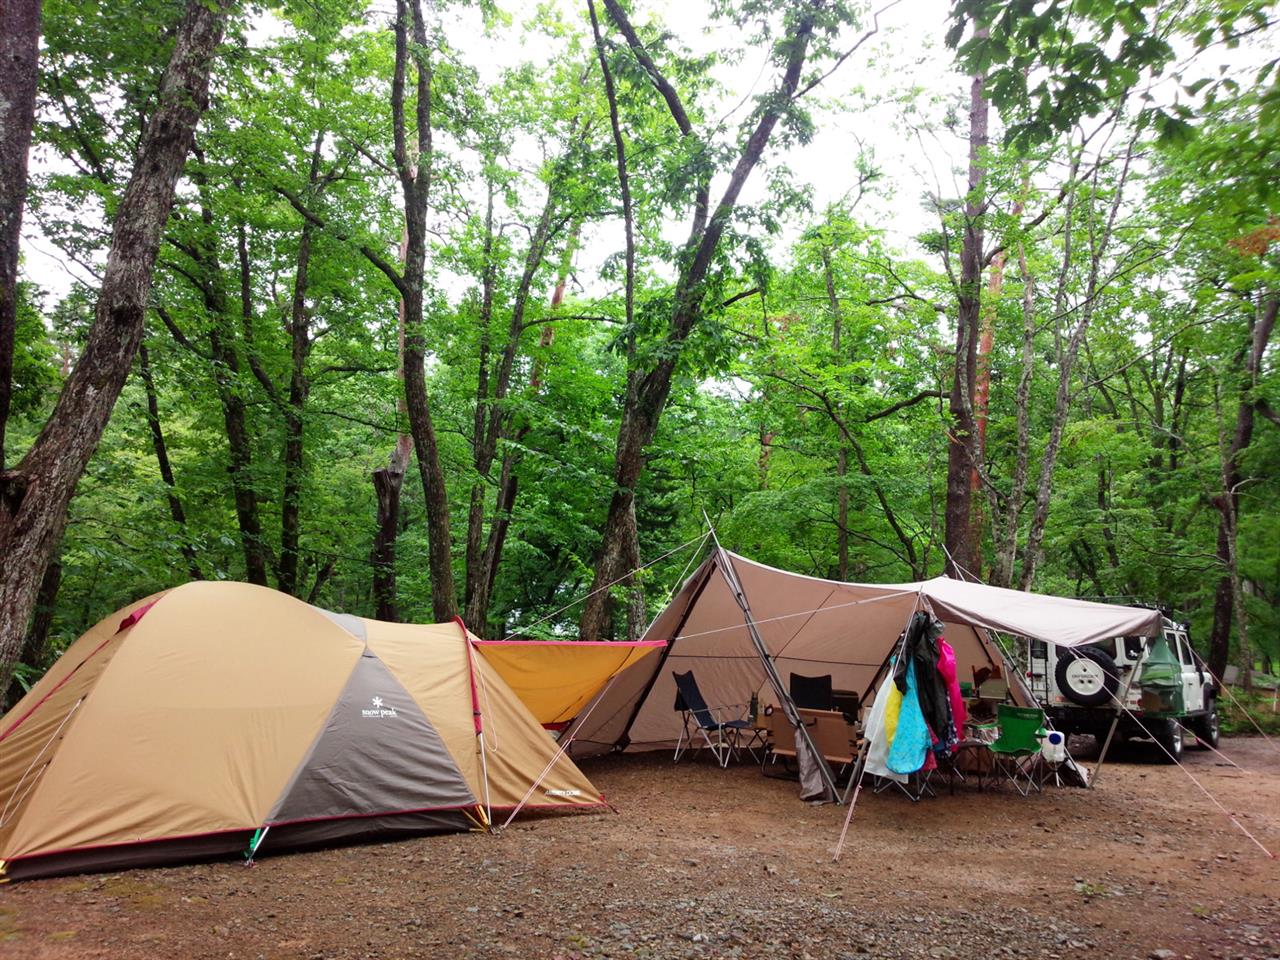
left=1055, top=646, right=1120, bottom=707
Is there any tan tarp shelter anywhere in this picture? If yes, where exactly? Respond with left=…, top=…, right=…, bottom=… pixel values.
left=475, top=640, right=665, bottom=726
left=569, top=548, right=1163, bottom=775
left=0, top=582, right=606, bottom=881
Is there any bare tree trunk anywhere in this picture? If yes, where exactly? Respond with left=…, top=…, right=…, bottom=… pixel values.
left=821, top=245, right=850, bottom=580
left=990, top=242, right=1034, bottom=588
left=472, top=230, right=581, bottom=629
left=277, top=217, right=315, bottom=597
left=371, top=218, right=413, bottom=622
left=208, top=310, right=269, bottom=585
left=1209, top=294, right=1277, bottom=679
left=462, top=161, right=567, bottom=633
left=0, top=0, right=230, bottom=685
left=1019, top=136, right=1136, bottom=589
left=4, top=557, right=59, bottom=710
left=394, top=0, right=456, bottom=621
left=0, top=0, right=42, bottom=472
left=580, top=0, right=819, bottom=641
left=944, top=56, right=988, bottom=579
left=464, top=183, right=497, bottom=622
left=138, top=343, right=203, bottom=581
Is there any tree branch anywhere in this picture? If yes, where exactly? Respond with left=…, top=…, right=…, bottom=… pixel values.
left=271, top=183, right=407, bottom=298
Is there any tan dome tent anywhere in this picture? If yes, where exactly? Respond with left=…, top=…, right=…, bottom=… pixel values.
left=0, top=582, right=607, bottom=882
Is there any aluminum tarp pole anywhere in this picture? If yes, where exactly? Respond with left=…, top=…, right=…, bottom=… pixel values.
left=1091, top=638, right=1145, bottom=790
left=708, top=535, right=839, bottom=801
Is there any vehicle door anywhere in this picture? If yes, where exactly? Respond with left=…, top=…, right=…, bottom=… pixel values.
left=1172, top=631, right=1203, bottom=713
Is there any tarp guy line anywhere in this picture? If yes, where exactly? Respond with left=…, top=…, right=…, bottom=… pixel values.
left=500, top=672, right=622, bottom=830
left=1116, top=702, right=1273, bottom=859
left=1206, top=668, right=1277, bottom=749
left=672, top=589, right=921, bottom=642
left=502, top=532, right=709, bottom=640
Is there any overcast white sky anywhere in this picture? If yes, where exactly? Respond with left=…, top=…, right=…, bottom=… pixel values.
left=18, top=0, right=971, bottom=303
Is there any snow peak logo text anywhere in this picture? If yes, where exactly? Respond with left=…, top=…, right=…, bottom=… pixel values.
left=361, top=695, right=398, bottom=719
left=545, top=788, right=580, bottom=797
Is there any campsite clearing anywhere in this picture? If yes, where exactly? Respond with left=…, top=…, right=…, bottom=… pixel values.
left=2, top=739, right=1277, bottom=959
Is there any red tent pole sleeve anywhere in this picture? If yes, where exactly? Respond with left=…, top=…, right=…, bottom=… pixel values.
left=453, top=616, right=484, bottom=735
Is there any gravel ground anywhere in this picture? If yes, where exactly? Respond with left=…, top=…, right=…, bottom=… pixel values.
left=2, top=737, right=1277, bottom=960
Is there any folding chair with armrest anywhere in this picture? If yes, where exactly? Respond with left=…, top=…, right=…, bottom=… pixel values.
left=984, top=704, right=1047, bottom=796
left=672, top=671, right=754, bottom=768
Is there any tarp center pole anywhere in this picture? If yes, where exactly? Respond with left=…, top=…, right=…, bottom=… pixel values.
left=1091, top=640, right=1145, bottom=790
left=706, top=529, right=840, bottom=801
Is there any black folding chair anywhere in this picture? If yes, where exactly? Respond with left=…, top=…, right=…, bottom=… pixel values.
left=672, top=671, right=754, bottom=767
left=789, top=673, right=834, bottom=711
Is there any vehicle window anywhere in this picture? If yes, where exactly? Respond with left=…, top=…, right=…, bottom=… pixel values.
left=1123, top=637, right=1144, bottom=660
left=1086, top=638, right=1117, bottom=659
left=1177, top=637, right=1195, bottom=666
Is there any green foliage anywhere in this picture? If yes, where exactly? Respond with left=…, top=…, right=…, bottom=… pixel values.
left=7, top=0, right=1279, bottom=687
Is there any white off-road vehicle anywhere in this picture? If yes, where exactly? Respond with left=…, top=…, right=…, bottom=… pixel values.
left=1025, top=617, right=1220, bottom=762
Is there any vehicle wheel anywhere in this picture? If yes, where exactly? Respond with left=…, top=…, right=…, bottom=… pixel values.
left=1055, top=646, right=1121, bottom=707
left=1191, top=700, right=1221, bottom=750
left=1151, top=717, right=1183, bottom=763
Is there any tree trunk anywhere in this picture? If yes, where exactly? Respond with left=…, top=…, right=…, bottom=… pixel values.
left=208, top=312, right=269, bottom=585
left=4, top=557, right=59, bottom=710
left=0, top=0, right=42, bottom=472
left=943, top=57, right=988, bottom=579
left=463, top=183, right=497, bottom=622
left=1018, top=136, right=1136, bottom=589
left=990, top=242, right=1035, bottom=588
left=277, top=218, right=315, bottom=597
left=192, top=173, right=270, bottom=587
left=371, top=215, right=414, bottom=622
left=1208, top=294, right=1277, bottom=678
left=0, top=0, right=230, bottom=686
left=580, top=0, right=819, bottom=641
left=138, top=343, right=203, bottom=581
left=822, top=244, right=850, bottom=580
left=394, top=0, right=456, bottom=622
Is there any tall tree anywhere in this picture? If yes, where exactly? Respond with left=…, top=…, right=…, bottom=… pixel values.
left=942, top=28, right=989, bottom=580
left=0, top=0, right=43, bottom=473
left=0, top=0, right=233, bottom=684
left=394, top=0, right=456, bottom=621
left=579, top=0, right=839, bottom=639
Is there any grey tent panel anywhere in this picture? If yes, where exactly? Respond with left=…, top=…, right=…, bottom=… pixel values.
left=266, top=653, right=476, bottom=824
left=315, top=608, right=368, bottom=643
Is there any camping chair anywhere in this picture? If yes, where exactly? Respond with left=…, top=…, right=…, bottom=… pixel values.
left=672, top=671, right=753, bottom=768
left=789, top=673, right=834, bottom=711
left=984, top=704, right=1047, bottom=796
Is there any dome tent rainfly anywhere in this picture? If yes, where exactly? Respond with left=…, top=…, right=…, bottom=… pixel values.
left=567, top=547, right=1163, bottom=797
left=0, top=581, right=619, bottom=882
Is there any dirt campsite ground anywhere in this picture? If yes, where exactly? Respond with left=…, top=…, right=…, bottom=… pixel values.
left=2, top=737, right=1278, bottom=960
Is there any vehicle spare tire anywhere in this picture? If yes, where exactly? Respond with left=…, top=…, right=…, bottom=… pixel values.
left=1055, top=646, right=1121, bottom=707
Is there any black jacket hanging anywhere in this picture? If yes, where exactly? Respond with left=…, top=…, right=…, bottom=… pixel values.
left=893, top=611, right=955, bottom=743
